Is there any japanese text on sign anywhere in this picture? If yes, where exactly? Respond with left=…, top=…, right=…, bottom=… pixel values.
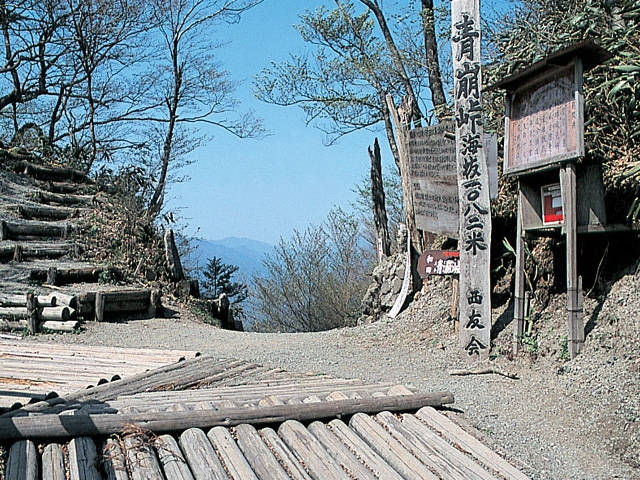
left=452, top=0, right=492, bottom=361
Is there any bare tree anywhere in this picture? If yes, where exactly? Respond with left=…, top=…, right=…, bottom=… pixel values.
left=145, top=0, right=264, bottom=217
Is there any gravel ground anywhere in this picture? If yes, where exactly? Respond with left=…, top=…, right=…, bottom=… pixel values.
left=26, top=274, right=640, bottom=480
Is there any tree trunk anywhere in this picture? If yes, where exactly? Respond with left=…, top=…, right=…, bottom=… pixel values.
left=358, top=0, right=422, bottom=123
left=420, top=0, right=447, bottom=118
left=368, top=138, right=391, bottom=260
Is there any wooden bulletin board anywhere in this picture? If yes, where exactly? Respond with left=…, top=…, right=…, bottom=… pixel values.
left=504, top=62, right=583, bottom=175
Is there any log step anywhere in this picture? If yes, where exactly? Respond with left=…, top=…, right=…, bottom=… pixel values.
left=15, top=203, right=82, bottom=221
left=0, top=220, right=74, bottom=241
left=29, top=266, right=122, bottom=286
left=33, top=191, right=94, bottom=207
left=0, top=241, right=80, bottom=262
left=13, top=160, right=90, bottom=183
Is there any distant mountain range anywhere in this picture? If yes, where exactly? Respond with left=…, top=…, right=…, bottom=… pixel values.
left=183, top=237, right=273, bottom=281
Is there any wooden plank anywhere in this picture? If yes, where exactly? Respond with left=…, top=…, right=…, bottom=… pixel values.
left=416, top=407, right=530, bottom=480
left=178, top=427, right=228, bottom=480
left=5, top=439, right=39, bottom=480
left=123, top=435, right=165, bottom=480
left=278, top=420, right=351, bottom=480
left=376, top=411, right=496, bottom=480
left=155, top=434, right=195, bottom=480
left=260, top=427, right=313, bottom=480
left=328, top=419, right=405, bottom=480
left=68, top=437, right=101, bottom=480
left=207, top=426, right=259, bottom=480
left=102, top=438, right=130, bottom=480
left=349, top=413, right=439, bottom=480
left=234, top=423, right=291, bottom=480
left=308, top=420, right=378, bottom=479
left=0, top=392, right=455, bottom=439
left=42, top=443, right=66, bottom=480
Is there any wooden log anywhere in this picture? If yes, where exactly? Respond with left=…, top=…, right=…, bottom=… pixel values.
left=349, top=413, right=439, bottom=480
left=416, top=407, right=530, bottom=480
left=18, top=203, right=80, bottom=220
left=41, top=320, right=80, bottom=332
left=68, top=437, right=101, bottom=480
left=42, top=443, right=66, bottom=480
left=2, top=242, right=77, bottom=261
left=123, top=434, right=165, bottom=480
left=14, top=159, right=90, bottom=183
left=102, top=438, right=130, bottom=480
left=34, top=190, right=94, bottom=206
left=26, top=293, right=38, bottom=334
left=308, top=420, right=379, bottom=479
left=2, top=220, right=72, bottom=239
left=155, top=434, right=195, bottom=480
left=376, top=410, right=493, bottom=480
left=259, top=427, right=312, bottom=480
left=51, top=292, right=75, bottom=307
left=5, top=439, right=39, bottom=480
left=234, top=423, right=291, bottom=480
left=179, top=428, right=228, bottom=480
left=0, top=391, right=454, bottom=440
left=207, top=426, right=259, bottom=480
left=279, top=420, right=351, bottom=479
left=148, top=289, right=161, bottom=318
left=328, top=419, right=405, bottom=480
left=40, top=306, right=73, bottom=321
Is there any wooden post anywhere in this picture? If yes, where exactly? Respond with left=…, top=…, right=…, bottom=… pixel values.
left=561, top=163, right=583, bottom=357
left=94, top=292, right=105, bottom=322
left=451, top=276, right=460, bottom=332
left=513, top=187, right=526, bottom=354
left=26, top=293, right=38, bottom=334
left=452, top=0, right=492, bottom=361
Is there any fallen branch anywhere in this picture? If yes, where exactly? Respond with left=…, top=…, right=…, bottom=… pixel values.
left=448, top=368, right=519, bottom=380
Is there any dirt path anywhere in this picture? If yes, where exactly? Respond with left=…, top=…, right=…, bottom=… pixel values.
left=27, top=281, right=640, bottom=480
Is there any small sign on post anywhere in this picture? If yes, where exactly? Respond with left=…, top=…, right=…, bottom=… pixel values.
left=452, top=0, right=492, bottom=361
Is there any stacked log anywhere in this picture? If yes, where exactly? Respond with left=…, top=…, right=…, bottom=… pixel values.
left=0, top=295, right=78, bottom=333
left=0, top=241, right=79, bottom=262
left=17, top=204, right=81, bottom=221
left=0, top=220, right=73, bottom=241
left=29, top=266, right=121, bottom=286
left=13, top=160, right=90, bottom=183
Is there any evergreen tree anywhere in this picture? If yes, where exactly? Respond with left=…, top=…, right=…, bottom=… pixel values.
left=201, top=257, right=248, bottom=306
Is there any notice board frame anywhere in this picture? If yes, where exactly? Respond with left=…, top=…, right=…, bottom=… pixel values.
left=503, top=60, right=584, bottom=176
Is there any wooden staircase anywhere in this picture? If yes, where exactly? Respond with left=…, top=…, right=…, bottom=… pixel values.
left=0, top=158, right=161, bottom=333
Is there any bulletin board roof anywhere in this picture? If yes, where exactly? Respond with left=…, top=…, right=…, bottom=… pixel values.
left=488, top=40, right=611, bottom=92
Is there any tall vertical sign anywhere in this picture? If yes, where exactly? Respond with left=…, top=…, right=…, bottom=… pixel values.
left=452, top=0, right=492, bottom=360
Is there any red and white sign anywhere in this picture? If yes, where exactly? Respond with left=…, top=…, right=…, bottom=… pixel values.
left=541, top=183, right=563, bottom=225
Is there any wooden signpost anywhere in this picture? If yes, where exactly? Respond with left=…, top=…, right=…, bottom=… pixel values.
left=452, top=0, right=492, bottom=361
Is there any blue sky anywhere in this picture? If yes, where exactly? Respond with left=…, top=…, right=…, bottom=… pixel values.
left=168, top=0, right=511, bottom=246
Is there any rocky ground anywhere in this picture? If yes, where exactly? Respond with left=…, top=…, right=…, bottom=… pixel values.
left=23, top=265, right=640, bottom=480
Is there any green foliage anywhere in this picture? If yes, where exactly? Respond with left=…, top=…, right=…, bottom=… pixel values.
left=251, top=207, right=372, bottom=332
left=485, top=0, right=640, bottom=218
left=521, top=332, right=540, bottom=354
